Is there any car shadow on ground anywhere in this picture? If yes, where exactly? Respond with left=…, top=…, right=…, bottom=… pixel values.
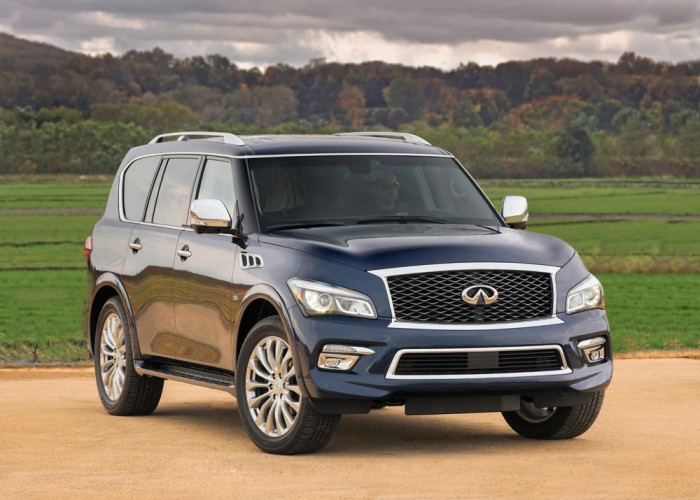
left=145, top=400, right=595, bottom=456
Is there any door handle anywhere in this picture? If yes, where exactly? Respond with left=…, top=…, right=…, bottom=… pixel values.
left=176, top=246, right=192, bottom=259
left=129, top=239, right=142, bottom=251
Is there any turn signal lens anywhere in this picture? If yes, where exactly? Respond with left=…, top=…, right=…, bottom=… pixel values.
left=84, top=236, right=92, bottom=264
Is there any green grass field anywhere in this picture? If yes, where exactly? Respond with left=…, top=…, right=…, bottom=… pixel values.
left=0, top=215, right=99, bottom=243
left=0, top=183, right=110, bottom=210
left=531, top=220, right=700, bottom=257
left=602, top=274, right=699, bottom=352
left=0, top=270, right=90, bottom=362
left=0, top=175, right=698, bottom=362
left=483, top=187, right=700, bottom=215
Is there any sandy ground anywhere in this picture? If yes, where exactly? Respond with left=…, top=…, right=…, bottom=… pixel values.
left=0, top=359, right=698, bottom=499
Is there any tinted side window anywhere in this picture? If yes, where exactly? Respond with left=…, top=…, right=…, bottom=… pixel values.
left=122, top=156, right=161, bottom=221
left=196, top=158, right=236, bottom=219
left=152, top=157, right=200, bottom=227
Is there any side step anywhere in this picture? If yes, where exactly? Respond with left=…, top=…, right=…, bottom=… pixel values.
left=135, top=360, right=236, bottom=395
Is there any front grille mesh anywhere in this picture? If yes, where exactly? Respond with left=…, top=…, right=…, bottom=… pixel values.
left=387, top=269, right=553, bottom=324
left=394, top=349, right=565, bottom=376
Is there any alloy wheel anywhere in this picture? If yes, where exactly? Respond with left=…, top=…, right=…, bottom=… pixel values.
left=99, top=312, right=127, bottom=401
left=245, top=336, right=302, bottom=437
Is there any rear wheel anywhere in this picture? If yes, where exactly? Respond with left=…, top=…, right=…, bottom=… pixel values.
left=94, top=297, right=163, bottom=416
left=502, top=391, right=605, bottom=439
left=236, top=316, right=341, bottom=454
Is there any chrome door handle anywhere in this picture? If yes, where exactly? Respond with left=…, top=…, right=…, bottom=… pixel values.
left=176, top=246, right=192, bottom=259
left=129, top=239, right=142, bottom=251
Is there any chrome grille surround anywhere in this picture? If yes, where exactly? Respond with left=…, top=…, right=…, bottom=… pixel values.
left=386, top=345, right=571, bottom=380
left=369, top=263, right=562, bottom=330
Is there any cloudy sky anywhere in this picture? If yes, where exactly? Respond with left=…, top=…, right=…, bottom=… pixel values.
left=1, top=1, right=700, bottom=68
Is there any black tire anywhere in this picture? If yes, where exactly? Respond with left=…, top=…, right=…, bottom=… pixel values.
left=94, top=297, right=163, bottom=416
left=502, top=391, right=605, bottom=439
left=236, top=316, right=341, bottom=455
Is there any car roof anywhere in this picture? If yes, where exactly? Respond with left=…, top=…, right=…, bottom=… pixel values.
left=120, top=132, right=452, bottom=166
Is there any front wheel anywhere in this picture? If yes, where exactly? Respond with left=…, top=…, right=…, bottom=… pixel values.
left=236, top=316, right=341, bottom=454
left=502, top=391, right=605, bottom=439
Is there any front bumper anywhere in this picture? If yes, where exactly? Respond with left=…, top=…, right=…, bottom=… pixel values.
left=287, top=307, right=612, bottom=414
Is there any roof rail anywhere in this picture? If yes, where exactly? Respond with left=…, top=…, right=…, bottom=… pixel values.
left=334, top=131, right=431, bottom=146
left=149, top=131, right=245, bottom=146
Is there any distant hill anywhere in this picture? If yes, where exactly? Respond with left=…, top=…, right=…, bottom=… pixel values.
left=0, top=33, right=81, bottom=71
left=0, top=32, right=699, bottom=178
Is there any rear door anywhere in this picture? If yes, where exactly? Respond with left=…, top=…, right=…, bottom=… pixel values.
left=172, top=157, right=239, bottom=369
left=122, top=155, right=201, bottom=359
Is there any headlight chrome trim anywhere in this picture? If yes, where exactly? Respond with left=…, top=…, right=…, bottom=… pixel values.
left=566, top=274, right=605, bottom=314
left=287, top=278, right=378, bottom=319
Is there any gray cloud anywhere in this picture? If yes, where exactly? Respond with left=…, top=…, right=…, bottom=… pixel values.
left=1, top=0, right=699, bottom=67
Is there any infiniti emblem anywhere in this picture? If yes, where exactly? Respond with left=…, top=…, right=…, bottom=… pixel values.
left=462, top=285, right=499, bottom=305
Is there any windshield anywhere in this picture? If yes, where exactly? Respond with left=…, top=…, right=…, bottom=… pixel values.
left=247, top=155, right=501, bottom=231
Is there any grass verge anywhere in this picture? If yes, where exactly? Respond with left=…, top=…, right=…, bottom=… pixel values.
left=0, top=269, right=90, bottom=363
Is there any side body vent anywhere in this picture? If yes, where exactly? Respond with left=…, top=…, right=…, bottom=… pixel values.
left=240, top=253, right=264, bottom=270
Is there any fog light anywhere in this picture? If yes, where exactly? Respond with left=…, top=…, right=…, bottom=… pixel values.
left=317, top=344, right=375, bottom=371
left=577, top=337, right=606, bottom=364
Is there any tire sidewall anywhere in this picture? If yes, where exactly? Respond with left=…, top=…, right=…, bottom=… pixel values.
left=235, top=318, right=311, bottom=453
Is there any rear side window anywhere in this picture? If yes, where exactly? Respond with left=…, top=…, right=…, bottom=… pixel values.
left=151, top=157, right=200, bottom=227
left=122, top=156, right=161, bottom=221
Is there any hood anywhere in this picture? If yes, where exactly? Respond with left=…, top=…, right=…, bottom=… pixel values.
left=259, top=224, right=575, bottom=271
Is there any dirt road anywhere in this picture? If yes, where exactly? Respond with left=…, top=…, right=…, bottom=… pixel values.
left=1, top=359, right=698, bottom=499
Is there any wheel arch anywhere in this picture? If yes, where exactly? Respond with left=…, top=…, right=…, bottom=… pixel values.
left=89, top=273, right=141, bottom=359
left=234, top=284, right=309, bottom=396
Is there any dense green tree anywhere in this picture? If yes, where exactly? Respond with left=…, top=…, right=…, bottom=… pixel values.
left=1, top=33, right=700, bottom=178
left=677, top=115, right=700, bottom=158
left=597, top=100, right=623, bottom=131
left=384, top=76, right=425, bottom=121
left=556, top=125, right=595, bottom=165
left=524, top=68, right=558, bottom=101
left=451, top=100, right=483, bottom=128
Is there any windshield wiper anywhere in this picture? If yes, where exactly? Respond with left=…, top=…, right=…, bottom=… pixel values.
left=355, top=215, right=448, bottom=225
left=265, top=221, right=348, bottom=232
left=472, top=224, right=501, bottom=234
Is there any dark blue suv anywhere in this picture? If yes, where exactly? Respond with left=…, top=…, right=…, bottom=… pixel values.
left=83, top=131, right=611, bottom=454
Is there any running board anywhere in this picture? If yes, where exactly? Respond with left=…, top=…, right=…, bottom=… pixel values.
left=135, top=360, right=236, bottom=395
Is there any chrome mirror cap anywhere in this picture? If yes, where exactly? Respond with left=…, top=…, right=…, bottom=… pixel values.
left=190, top=199, right=232, bottom=233
left=502, top=196, right=529, bottom=229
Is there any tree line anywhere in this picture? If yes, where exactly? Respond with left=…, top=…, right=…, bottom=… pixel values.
left=1, top=33, right=699, bottom=177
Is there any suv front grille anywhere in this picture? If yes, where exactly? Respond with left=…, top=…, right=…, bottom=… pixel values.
left=387, top=269, right=553, bottom=324
left=389, top=347, right=568, bottom=379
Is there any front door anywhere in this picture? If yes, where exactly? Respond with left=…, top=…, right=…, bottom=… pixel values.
left=172, top=157, right=239, bottom=370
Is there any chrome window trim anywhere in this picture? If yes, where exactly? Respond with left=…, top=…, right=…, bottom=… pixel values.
left=386, top=344, right=571, bottom=380
left=369, top=262, right=561, bottom=330
left=118, top=152, right=454, bottom=225
left=119, top=152, right=228, bottom=226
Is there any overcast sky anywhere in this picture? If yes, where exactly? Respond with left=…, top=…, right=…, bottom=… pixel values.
left=1, top=1, right=700, bottom=68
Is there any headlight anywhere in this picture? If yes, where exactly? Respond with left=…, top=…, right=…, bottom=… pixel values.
left=287, top=278, right=377, bottom=319
left=566, top=274, right=605, bottom=314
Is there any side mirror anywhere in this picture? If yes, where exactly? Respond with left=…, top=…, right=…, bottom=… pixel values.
left=190, top=199, right=232, bottom=234
left=502, top=196, right=529, bottom=230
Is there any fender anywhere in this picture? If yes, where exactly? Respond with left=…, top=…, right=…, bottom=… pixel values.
left=91, top=272, right=143, bottom=360
left=235, top=283, right=311, bottom=397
